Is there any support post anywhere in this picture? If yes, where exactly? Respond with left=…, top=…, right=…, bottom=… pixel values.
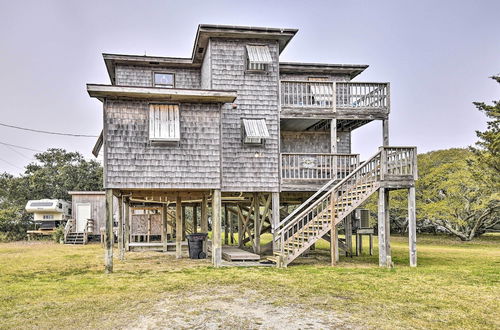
left=271, top=192, right=280, bottom=251
left=378, top=188, right=392, bottom=267
left=201, top=194, right=208, bottom=254
left=125, top=199, right=130, bottom=251
left=345, top=214, right=353, bottom=257
left=224, top=204, right=229, bottom=245
left=237, top=205, right=244, bottom=248
left=331, top=223, right=338, bottom=266
left=118, top=195, right=124, bottom=261
left=382, top=119, right=389, bottom=146
left=253, top=193, right=261, bottom=255
left=229, top=211, right=234, bottom=245
left=104, top=189, right=113, bottom=273
left=181, top=206, right=186, bottom=240
left=212, top=189, right=222, bottom=267
left=176, top=195, right=182, bottom=259
left=330, top=193, right=337, bottom=266
left=201, top=195, right=208, bottom=232
left=330, top=119, right=337, bottom=153
left=162, top=202, right=168, bottom=253
left=193, top=205, right=198, bottom=233
left=408, top=186, right=417, bottom=267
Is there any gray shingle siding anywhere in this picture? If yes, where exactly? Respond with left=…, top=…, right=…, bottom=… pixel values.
left=115, top=65, right=201, bottom=88
left=280, top=131, right=351, bottom=154
left=210, top=38, right=280, bottom=192
left=103, top=100, right=220, bottom=189
left=200, top=42, right=211, bottom=89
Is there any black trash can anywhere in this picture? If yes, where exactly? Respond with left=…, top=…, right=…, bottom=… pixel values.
left=186, top=233, right=208, bottom=259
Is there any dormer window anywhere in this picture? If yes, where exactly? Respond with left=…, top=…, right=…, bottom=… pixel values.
left=242, top=118, right=270, bottom=145
left=153, top=72, right=174, bottom=88
left=246, top=45, right=272, bottom=72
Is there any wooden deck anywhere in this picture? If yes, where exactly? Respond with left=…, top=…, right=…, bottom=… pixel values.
left=221, top=246, right=261, bottom=262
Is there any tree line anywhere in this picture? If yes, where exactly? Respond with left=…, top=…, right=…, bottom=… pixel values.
left=0, top=76, right=498, bottom=241
left=0, top=149, right=102, bottom=241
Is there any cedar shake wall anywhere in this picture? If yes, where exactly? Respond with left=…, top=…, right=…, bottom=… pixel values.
left=210, top=38, right=280, bottom=192
left=280, top=131, right=351, bottom=154
left=103, top=100, right=220, bottom=189
left=115, top=65, right=201, bottom=88
left=200, top=42, right=211, bottom=89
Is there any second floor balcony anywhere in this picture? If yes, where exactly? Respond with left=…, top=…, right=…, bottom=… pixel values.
left=280, top=80, right=390, bottom=119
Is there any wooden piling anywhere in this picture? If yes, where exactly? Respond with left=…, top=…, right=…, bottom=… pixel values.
left=408, top=186, right=417, bottom=267
left=118, top=195, right=124, bottom=261
left=224, top=204, right=229, bottom=245
left=382, top=119, right=389, bottom=146
left=212, top=189, right=222, bottom=267
left=124, top=199, right=130, bottom=251
left=271, top=192, right=280, bottom=250
left=193, top=205, right=198, bottom=233
left=162, top=202, right=168, bottom=253
left=378, top=188, right=392, bottom=267
left=176, top=195, right=182, bottom=259
left=104, top=189, right=113, bottom=273
left=253, top=193, right=261, bottom=255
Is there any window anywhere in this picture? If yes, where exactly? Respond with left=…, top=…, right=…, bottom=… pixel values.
left=153, top=72, right=174, bottom=88
left=242, top=118, right=270, bottom=145
left=246, top=45, right=272, bottom=72
left=149, top=104, right=180, bottom=141
left=42, top=215, right=54, bottom=220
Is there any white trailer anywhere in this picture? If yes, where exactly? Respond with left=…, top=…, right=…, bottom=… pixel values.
left=25, top=199, right=71, bottom=230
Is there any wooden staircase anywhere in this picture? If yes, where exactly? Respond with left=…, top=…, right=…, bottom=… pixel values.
left=63, top=219, right=93, bottom=245
left=272, top=146, right=417, bottom=267
left=65, top=232, right=87, bottom=245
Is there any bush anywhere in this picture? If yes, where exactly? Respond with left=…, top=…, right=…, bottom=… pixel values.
left=0, top=207, right=31, bottom=241
left=52, top=225, right=65, bottom=244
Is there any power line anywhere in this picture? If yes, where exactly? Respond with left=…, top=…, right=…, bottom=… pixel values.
left=0, top=141, right=43, bottom=152
left=0, top=122, right=98, bottom=137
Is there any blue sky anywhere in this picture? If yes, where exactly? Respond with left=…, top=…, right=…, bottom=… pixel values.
left=0, top=0, right=498, bottom=174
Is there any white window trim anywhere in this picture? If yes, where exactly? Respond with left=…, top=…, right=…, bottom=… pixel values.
left=153, top=72, right=175, bottom=88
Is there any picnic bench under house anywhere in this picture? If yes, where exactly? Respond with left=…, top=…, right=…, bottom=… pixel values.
left=84, top=24, right=417, bottom=272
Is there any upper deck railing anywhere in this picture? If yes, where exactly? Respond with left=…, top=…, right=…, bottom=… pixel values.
left=280, top=80, right=390, bottom=113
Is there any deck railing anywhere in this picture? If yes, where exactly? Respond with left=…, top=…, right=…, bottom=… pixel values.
left=280, top=80, right=389, bottom=111
left=281, top=153, right=360, bottom=181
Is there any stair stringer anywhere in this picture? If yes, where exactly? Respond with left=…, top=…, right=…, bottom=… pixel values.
left=282, top=183, right=380, bottom=266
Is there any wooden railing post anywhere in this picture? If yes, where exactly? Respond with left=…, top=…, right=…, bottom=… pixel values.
left=380, top=147, right=387, bottom=181
left=332, top=81, right=337, bottom=112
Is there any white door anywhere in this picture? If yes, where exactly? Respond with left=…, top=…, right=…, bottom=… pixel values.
left=76, top=204, right=91, bottom=232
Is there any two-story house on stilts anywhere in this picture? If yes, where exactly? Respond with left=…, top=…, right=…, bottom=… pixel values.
left=87, top=24, right=417, bottom=272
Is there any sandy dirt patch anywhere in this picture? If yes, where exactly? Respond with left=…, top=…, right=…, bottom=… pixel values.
left=125, top=286, right=358, bottom=329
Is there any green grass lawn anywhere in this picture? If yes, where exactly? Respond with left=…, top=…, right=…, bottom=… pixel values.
left=0, top=234, right=498, bottom=329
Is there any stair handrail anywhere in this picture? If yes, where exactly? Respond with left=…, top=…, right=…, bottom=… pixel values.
left=275, top=149, right=383, bottom=241
left=63, top=219, right=74, bottom=242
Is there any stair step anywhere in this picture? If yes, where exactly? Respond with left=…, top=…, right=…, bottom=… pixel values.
left=266, top=256, right=279, bottom=263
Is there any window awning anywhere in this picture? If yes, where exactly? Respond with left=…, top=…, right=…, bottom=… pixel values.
left=246, top=45, right=272, bottom=64
left=243, top=119, right=270, bottom=138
